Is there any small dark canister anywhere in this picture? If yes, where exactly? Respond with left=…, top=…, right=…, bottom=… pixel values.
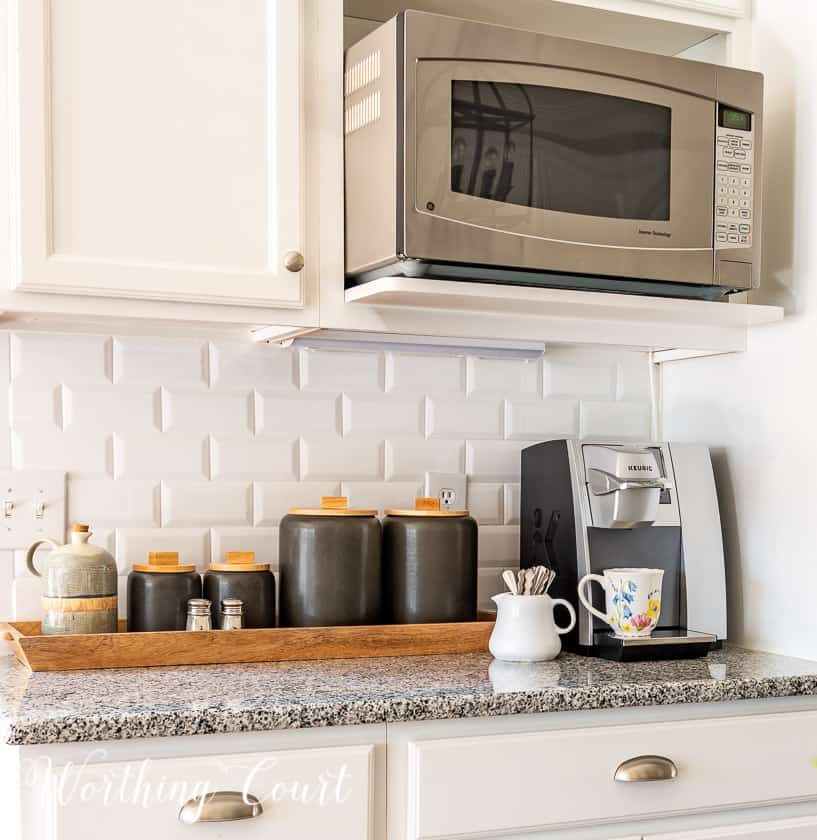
left=127, top=552, right=202, bottom=632
left=203, top=551, right=276, bottom=629
left=279, top=496, right=381, bottom=627
left=383, top=498, right=478, bottom=624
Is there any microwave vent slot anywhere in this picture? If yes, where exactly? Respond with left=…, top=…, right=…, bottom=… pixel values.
left=345, top=91, right=381, bottom=135
left=345, top=50, right=381, bottom=96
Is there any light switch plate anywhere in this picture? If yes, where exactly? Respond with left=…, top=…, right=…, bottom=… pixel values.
left=424, top=472, right=467, bottom=511
left=0, top=472, right=67, bottom=549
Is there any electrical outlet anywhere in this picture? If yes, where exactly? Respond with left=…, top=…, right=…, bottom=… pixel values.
left=425, top=472, right=467, bottom=511
left=0, top=472, right=67, bottom=549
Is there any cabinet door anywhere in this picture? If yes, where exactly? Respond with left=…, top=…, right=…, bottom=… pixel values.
left=13, top=0, right=306, bottom=309
left=648, top=815, right=817, bottom=839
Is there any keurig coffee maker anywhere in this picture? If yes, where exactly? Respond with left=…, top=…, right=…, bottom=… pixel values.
left=520, top=440, right=726, bottom=661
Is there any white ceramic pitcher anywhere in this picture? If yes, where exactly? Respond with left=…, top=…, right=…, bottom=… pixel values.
left=489, top=592, right=576, bottom=662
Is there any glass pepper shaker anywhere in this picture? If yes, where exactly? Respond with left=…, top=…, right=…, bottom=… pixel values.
left=186, top=598, right=212, bottom=631
left=220, top=598, right=244, bottom=630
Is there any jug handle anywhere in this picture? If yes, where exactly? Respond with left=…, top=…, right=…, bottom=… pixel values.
left=551, top=598, right=576, bottom=635
left=26, top=539, right=60, bottom=578
left=577, top=573, right=615, bottom=629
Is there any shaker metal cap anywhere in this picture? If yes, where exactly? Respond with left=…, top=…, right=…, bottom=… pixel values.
left=187, top=598, right=211, bottom=615
left=221, top=598, right=244, bottom=615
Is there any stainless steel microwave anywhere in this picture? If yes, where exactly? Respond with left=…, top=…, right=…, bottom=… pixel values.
left=344, top=11, right=763, bottom=300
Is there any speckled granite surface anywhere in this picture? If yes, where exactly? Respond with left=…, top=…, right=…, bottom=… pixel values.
left=2, top=645, right=817, bottom=746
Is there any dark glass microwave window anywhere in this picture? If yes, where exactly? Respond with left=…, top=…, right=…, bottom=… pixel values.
left=450, top=80, right=671, bottom=221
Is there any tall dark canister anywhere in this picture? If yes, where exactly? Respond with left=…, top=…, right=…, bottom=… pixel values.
left=383, top=498, right=478, bottom=623
left=203, top=551, right=276, bottom=629
left=127, top=552, right=202, bottom=632
left=279, top=496, right=381, bottom=627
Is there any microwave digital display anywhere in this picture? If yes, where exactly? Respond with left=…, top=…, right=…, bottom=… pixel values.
left=450, top=80, right=672, bottom=221
left=718, top=105, right=752, bottom=131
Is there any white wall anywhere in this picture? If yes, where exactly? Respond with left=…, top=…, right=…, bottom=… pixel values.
left=662, top=0, right=817, bottom=659
left=0, top=331, right=653, bottom=622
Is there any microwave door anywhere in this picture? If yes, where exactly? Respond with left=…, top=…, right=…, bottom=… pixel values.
left=411, top=62, right=715, bottom=287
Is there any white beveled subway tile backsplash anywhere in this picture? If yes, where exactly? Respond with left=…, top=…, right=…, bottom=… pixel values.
left=2, top=331, right=655, bottom=618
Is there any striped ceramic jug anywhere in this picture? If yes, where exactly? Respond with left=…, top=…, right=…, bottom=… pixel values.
left=26, top=524, right=118, bottom=635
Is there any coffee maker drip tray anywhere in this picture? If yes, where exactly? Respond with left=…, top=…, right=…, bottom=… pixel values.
left=594, top=629, right=718, bottom=662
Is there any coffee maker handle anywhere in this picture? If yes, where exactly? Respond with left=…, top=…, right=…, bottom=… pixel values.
left=577, top=574, right=615, bottom=629
left=550, top=598, right=576, bottom=635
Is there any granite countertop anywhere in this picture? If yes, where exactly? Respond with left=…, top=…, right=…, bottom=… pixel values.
left=2, top=645, right=817, bottom=746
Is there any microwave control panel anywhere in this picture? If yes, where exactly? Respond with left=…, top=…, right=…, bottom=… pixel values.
left=714, top=104, right=754, bottom=250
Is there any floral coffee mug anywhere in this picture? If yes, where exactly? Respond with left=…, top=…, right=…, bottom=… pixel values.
left=577, top=568, right=663, bottom=637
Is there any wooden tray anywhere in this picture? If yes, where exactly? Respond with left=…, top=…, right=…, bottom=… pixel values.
left=1, top=618, right=493, bottom=672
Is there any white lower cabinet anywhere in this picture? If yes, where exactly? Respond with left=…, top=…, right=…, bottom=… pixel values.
left=47, top=745, right=374, bottom=840
left=648, top=815, right=817, bottom=838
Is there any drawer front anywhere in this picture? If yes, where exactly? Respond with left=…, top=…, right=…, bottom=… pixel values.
left=50, top=745, right=373, bottom=840
left=408, top=712, right=817, bottom=839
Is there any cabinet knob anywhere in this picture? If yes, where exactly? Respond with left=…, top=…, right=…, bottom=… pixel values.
left=178, top=791, right=263, bottom=824
left=614, top=755, right=678, bottom=782
left=284, top=250, right=305, bottom=272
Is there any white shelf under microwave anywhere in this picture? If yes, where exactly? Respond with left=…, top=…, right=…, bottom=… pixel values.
left=344, top=275, right=782, bottom=358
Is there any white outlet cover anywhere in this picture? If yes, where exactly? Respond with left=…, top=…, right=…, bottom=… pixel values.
left=0, top=471, right=67, bottom=549
left=424, top=472, right=468, bottom=511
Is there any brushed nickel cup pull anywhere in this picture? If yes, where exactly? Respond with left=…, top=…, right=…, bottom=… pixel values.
left=178, top=791, right=263, bottom=824
left=284, top=250, right=305, bottom=272
left=614, top=755, right=678, bottom=782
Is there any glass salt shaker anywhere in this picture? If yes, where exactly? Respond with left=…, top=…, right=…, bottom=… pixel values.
left=220, top=598, right=244, bottom=630
left=186, top=598, right=212, bottom=631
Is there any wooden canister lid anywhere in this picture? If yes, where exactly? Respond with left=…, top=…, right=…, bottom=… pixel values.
left=132, top=551, right=196, bottom=574
left=72, top=523, right=90, bottom=533
left=288, top=496, right=377, bottom=517
left=208, top=550, right=271, bottom=573
left=384, top=497, right=470, bottom=517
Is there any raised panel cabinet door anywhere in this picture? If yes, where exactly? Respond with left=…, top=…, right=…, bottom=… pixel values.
left=648, top=816, right=817, bottom=839
left=11, top=0, right=307, bottom=308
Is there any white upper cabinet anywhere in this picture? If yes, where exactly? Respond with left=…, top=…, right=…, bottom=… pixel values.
left=9, top=0, right=308, bottom=311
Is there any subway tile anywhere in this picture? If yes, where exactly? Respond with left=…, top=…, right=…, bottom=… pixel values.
left=116, top=528, right=210, bottom=572
left=12, top=576, right=43, bottom=620
left=254, top=481, right=341, bottom=527
left=580, top=401, right=652, bottom=441
left=466, top=440, right=526, bottom=482
left=467, top=483, right=504, bottom=525
left=346, top=397, right=424, bottom=437
left=302, top=348, right=383, bottom=392
left=211, top=527, right=278, bottom=568
left=506, top=399, right=579, bottom=440
left=544, top=348, right=617, bottom=399
left=478, top=567, right=506, bottom=612
left=0, top=335, right=10, bottom=470
left=616, top=351, right=653, bottom=400
left=212, top=341, right=297, bottom=390
left=11, top=385, right=62, bottom=429
left=478, top=526, right=520, bottom=568
left=388, top=352, right=465, bottom=395
left=259, top=392, right=340, bottom=436
left=12, top=428, right=110, bottom=476
left=302, top=437, right=383, bottom=481
left=117, top=575, right=128, bottom=620
left=469, top=358, right=540, bottom=396
left=212, top=436, right=298, bottom=481
left=429, top=398, right=503, bottom=439
left=113, top=432, right=207, bottom=480
left=504, top=483, right=521, bottom=525
left=163, top=388, right=254, bottom=435
left=339, top=481, right=423, bottom=512
left=113, top=336, right=207, bottom=386
left=162, top=481, right=252, bottom=527
left=11, top=332, right=110, bottom=386
left=387, top=439, right=464, bottom=482
left=68, top=479, right=160, bottom=528
left=0, top=550, right=12, bottom=619
left=64, top=385, right=158, bottom=433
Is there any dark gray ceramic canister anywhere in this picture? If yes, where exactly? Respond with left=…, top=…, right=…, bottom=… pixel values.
left=279, top=497, right=381, bottom=627
left=127, top=552, right=202, bottom=632
left=383, top=500, right=478, bottom=624
left=203, top=551, right=276, bottom=629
